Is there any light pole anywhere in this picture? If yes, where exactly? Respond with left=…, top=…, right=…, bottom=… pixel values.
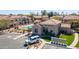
left=78, top=11, right=79, bottom=16
left=61, top=12, right=64, bottom=23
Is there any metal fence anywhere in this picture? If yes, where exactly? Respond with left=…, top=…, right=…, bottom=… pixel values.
left=51, top=37, right=67, bottom=47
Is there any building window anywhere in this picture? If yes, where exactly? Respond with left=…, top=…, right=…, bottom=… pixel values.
left=50, top=30, right=53, bottom=33
left=42, top=27, right=45, bottom=32
left=35, top=28, right=38, bottom=33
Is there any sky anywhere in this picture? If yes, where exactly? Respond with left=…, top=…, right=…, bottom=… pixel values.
left=0, top=10, right=79, bottom=15
left=0, top=0, right=79, bottom=10
left=0, top=0, right=79, bottom=14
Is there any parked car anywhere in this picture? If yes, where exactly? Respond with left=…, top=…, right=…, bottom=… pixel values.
left=25, top=35, right=40, bottom=45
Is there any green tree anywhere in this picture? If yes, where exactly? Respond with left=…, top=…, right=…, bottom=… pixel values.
left=53, top=16, right=61, bottom=20
left=41, top=10, right=47, bottom=16
left=48, top=11, right=53, bottom=18
left=36, top=12, right=39, bottom=16
left=17, top=14, right=23, bottom=16
left=30, top=12, right=34, bottom=22
left=69, top=13, right=77, bottom=16
left=53, top=12, right=59, bottom=16
left=0, top=19, right=10, bottom=30
left=71, top=21, right=79, bottom=28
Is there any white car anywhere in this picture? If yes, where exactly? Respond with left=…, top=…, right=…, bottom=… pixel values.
left=25, top=35, right=40, bottom=45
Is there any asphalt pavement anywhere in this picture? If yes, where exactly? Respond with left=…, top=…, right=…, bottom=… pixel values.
left=0, top=32, right=26, bottom=49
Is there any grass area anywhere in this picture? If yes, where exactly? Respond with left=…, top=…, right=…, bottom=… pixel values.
left=52, top=16, right=61, bottom=20
left=74, top=28, right=79, bottom=33
left=42, top=37, right=51, bottom=42
left=75, top=34, right=79, bottom=48
left=59, top=34, right=75, bottom=46
left=41, top=33, right=55, bottom=42
left=41, top=33, right=75, bottom=45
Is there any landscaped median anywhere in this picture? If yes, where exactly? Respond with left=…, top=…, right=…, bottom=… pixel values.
left=75, top=33, right=79, bottom=48
left=59, top=34, right=75, bottom=46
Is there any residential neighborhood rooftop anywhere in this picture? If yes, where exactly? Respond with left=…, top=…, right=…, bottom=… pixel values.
left=63, top=16, right=79, bottom=20
left=34, top=20, right=41, bottom=23
left=0, top=15, right=28, bottom=20
left=61, top=23, right=71, bottom=28
left=34, top=16, right=48, bottom=19
left=40, top=19, right=61, bottom=25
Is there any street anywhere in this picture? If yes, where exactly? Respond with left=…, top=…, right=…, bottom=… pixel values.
left=0, top=32, right=26, bottom=49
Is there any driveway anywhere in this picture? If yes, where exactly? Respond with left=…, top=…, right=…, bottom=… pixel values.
left=0, top=33, right=26, bottom=49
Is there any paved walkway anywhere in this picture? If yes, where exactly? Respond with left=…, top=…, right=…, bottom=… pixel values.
left=68, top=33, right=78, bottom=48
left=38, top=39, right=46, bottom=49
left=13, top=33, right=28, bottom=40
left=27, top=39, right=46, bottom=49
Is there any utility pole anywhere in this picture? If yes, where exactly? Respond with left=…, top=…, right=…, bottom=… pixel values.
left=61, top=12, right=64, bottom=23
left=78, top=11, right=79, bottom=16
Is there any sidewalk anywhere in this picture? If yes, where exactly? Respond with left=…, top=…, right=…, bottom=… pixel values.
left=68, top=33, right=78, bottom=48
left=13, top=33, right=28, bottom=40
left=38, top=39, right=46, bottom=49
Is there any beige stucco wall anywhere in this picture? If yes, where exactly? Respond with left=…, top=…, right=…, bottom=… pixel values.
left=42, top=17, right=49, bottom=21
left=42, top=24, right=60, bottom=35
left=32, top=23, right=61, bottom=36
left=60, top=27, right=73, bottom=34
left=32, top=24, right=42, bottom=35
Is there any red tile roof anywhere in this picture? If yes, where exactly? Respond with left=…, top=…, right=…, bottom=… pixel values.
left=0, top=15, right=28, bottom=20
left=63, top=16, right=79, bottom=20
left=34, top=16, right=48, bottom=18
left=40, top=19, right=61, bottom=25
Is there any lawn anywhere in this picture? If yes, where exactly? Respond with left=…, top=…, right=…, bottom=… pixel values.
left=75, top=34, right=79, bottom=48
left=59, top=34, right=75, bottom=46
left=42, top=37, right=51, bottom=42
left=41, top=33, right=75, bottom=45
left=41, top=33, right=55, bottom=42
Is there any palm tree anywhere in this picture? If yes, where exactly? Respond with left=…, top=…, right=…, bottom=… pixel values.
left=41, top=10, right=47, bottom=16
left=30, top=13, right=34, bottom=22
left=48, top=11, right=53, bottom=19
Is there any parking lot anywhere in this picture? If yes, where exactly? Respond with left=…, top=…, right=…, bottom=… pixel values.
left=0, top=32, right=26, bottom=49
left=0, top=32, right=68, bottom=49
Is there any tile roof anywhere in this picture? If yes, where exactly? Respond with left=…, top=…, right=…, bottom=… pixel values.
left=63, top=16, right=79, bottom=20
left=0, top=15, right=28, bottom=20
left=61, top=23, right=71, bottom=28
left=40, top=19, right=61, bottom=25
left=34, top=16, right=48, bottom=18
left=34, top=20, right=41, bottom=23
